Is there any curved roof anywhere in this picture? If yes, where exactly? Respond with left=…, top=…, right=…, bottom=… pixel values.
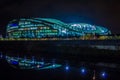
left=69, top=23, right=111, bottom=35
left=34, top=18, right=66, bottom=26
left=7, top=18, right=111, bottom=36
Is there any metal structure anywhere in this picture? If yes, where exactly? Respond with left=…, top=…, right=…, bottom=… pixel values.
left=7, top=18, right=111, bottom=38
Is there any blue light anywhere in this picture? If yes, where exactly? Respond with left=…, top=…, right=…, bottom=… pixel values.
left=102, top=72, right=105, bottom=76
left=11, top=61, right=18, bottom=65
left=10, top=23, right=18, bottom=27
left=81, top=69, right=85, bottom=73
left=80, top=67, right=87, bottom=75
left=65, top=66, right=69, bottom=70
left=52, top=64, right=55, bottom=67
left=41, top=62, right=44, bottom=65
left=101, top=72, right=107, bottom=79
left=5, top=56, right=62, bottom=70
left=37, top=65, right=40, bottom=68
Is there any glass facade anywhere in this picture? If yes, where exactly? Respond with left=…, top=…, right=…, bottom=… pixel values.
left=7, top=18, right=111, bottom=38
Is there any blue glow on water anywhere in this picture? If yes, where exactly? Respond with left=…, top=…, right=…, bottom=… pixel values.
left=80, top=67, right=87, bottom=75
left=65, top=66, right=69, bottom=70
left=52, top=64, right=55, bottom=67
left=81, top=68, right=85, bottom=73
left=10, top=23, right=18, bottom=27
left=41, top=62, right=44, bottom=65
left=101, top=72, right=107, bottom=78
left=11, top=61, right=18, bottom=65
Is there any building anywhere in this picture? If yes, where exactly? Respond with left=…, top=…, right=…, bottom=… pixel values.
left=6, top=18, right=111, bottom=38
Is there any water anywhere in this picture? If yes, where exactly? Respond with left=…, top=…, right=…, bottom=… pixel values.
left=0, top=55, right=120, bottom=80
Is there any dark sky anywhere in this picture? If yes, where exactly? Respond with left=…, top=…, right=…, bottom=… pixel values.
left=0, top=0, right=120, bottom=35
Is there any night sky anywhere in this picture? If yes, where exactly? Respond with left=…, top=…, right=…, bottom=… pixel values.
left=0, top=0, right=120, bottom=35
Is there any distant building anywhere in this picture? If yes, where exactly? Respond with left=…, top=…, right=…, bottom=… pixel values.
left=6, top=18, right=111, bottom=38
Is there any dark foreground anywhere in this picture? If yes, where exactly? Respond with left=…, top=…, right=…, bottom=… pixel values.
left=0, top=58, right=120, bottom=80
left=0, top=40, right=120, bottom=80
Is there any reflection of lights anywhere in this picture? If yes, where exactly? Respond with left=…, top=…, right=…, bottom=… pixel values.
left=52, top=64, right=55, bottom=67
left=81, top=68, right=85, bottom=73
left=4, top=54, right=110, bottom=80
left=11, top=61, right=18, bottom=65
left=5, top=56, right=62, bottom=70
left=41, top=58, right=44, bottom=65
left=80, top=67, right=87, bottom=75
left=37, top=65, right=40, bottom=68
left=65, top=66, right=69, bottom=70
left=101, top=72, right=107, bottom=78
left=102, top=73, right=105, bottom=76
left=40, top=64, right=61, bottom=70
left=52, top=59, right=56, bottom=68
left=41, top=62, right=44, bottom=65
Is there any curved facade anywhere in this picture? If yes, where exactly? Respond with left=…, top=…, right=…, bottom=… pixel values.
left=7, top=18, right=111, bottom=38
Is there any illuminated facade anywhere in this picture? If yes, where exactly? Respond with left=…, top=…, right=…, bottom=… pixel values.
left=7, top=18, right=111, bottom=38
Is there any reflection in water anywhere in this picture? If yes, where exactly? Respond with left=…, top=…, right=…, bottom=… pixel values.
left=1, top=54, right=120, bottom=79
left=5, top=56, right=62, bottom=70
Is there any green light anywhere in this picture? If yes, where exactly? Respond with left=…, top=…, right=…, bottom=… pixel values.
left=7, top=18, right=111, bottom=39
left=40, top=64, right=62, bottom=69
left=6, top=56, right=62, bottom=70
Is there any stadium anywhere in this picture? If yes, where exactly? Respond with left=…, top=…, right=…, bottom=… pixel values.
left=0, top=18, right=120, bottom=80
left=6, top=18, right=111, bottom=38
